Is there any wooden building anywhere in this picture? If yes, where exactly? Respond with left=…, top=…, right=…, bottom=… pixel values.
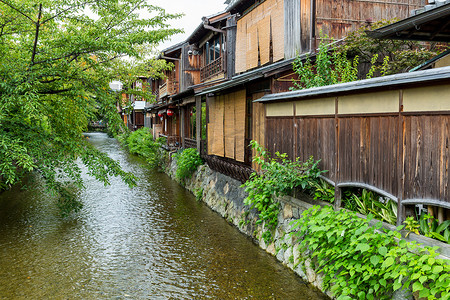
left=198, top=0, right=423, bottom=181
left=253, top=3, right=450, bottom=224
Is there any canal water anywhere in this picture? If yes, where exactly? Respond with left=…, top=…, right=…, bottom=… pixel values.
left=0, top=133, right=327, bottom=299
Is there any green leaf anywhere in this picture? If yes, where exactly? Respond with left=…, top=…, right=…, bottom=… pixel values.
left=370, top=255, right=381, bottom=266
left=419, top=288, right=430, bottom=298
left=412, top=281, right=423, bottom=292
left=356, top=243, right=370, bottom=253
left=432, top=265, right=443, bottom=273
left=382, top=257, right=395, bottom=269
left=378, top=246, right=388, bottom=256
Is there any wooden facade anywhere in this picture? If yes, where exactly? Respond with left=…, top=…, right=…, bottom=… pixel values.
left=262, top=80, right=450, bottom=222
left=233, top=0, right=423, bottom=74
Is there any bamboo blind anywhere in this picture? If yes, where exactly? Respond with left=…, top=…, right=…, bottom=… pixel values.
left=252, top=92, right=266, bottom=170
left=234, top=90, right=246, bottom=162
left=207, top=90, right=246, bottom=162
left=225, top=93, right=235, bottom=159
left=235, top=0, right=285, bottom=73
left=258, top=15, right=271, bottom=65
left=235, top=18, right=247, bottom=74
left=272, top=0, right=284, bottom=62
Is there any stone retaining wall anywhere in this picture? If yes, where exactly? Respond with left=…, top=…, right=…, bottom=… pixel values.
left=167, top=160, right=449, bottom=300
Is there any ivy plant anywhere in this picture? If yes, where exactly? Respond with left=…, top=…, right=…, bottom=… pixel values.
left=242, top=141, right=323, bottom=243
left=291, top=206, right=450, bottom=300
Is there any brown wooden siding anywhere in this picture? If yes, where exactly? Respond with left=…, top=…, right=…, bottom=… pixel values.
left=338, top=116, right=399, bottom=197
left=264, top=83, right=450, bottom=216
left=315, top=0, right=423, bottom=44
left=297, top=117, right=336, bottom=182
left=266, top=118, right=294, bottom=160
left=403, top=115, right=450, bottom=201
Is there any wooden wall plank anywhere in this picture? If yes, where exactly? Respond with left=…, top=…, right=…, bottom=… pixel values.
left=224, top=93, right=235, bottom=159
left=272, top=0, right=285, bottom=62
left=258, top=15, right=271, bottom=65
left=235, top=90, right=247, bottom=162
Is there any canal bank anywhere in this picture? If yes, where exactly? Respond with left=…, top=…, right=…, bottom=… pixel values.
left=165, top=157, right=450, bottom=300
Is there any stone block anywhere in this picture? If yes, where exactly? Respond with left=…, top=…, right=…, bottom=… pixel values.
left=305, top=259, right=316, bottom=283
left=283, top=203, right=293, bottom=219
left=266, top=243, right=276, bottom=255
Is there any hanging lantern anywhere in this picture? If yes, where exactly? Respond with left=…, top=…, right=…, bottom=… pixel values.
left=166, top=109, right=174, bottom=117
left=158, top=112, right=163, bottom=117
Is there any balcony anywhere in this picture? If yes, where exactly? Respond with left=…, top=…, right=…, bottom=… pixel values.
left=158, top=80, right=179, bottom=99
left=201, top=56, right=223, bottom=82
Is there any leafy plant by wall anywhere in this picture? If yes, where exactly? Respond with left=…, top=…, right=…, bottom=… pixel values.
left=291, top=205, right=450, bottom=300
left=173, top=148, right=203, bottom=182
left=119, top=128, right=168, bottom=170
left=242, top=141, right=323, bottom=243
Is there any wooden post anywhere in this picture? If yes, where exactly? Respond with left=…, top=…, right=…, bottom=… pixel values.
left=226, top=15, right=237, bottom=79
left=397, top=89, right=405, bottom=225
left=196, top=96, right=202, bottom=152
left=180, top=106, right=185, bottom=148
left=293, top=102, right=297, bottom=159
left=334, top=97, right=342, bottom=209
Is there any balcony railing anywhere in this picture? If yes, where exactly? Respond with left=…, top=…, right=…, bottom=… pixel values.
left=201, top=56, right=223, bottom=81
left=184, top=137, right=197, bottom=149
left=159, top=80, right=179, bottom=98
left=159, top=133, right=181, bottom=150
left=159, top=82, right=168, bottom=98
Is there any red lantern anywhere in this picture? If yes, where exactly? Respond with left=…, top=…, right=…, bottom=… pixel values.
left=167, top=109, right=174, bottom=117
left=158, top=112, right=163, bottom=117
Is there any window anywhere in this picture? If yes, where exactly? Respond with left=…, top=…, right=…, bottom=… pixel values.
left=205, top=34, right=223, bottom=64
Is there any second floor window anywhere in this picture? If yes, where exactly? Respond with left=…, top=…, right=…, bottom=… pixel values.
left=205, top=34, right=224, bottom=65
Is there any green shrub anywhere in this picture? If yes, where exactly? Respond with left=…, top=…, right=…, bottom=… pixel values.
left=119, top=128, right=167, bottom=170
left=173, top=148, right=203, bottom=181
left=242, top=140, right=323, bottom=243
left=291, top=206, right=450, bottom=300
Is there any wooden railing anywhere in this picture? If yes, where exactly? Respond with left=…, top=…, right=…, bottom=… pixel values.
left=201, top=56, right=223, bottom=81
left=158, top=133, right=181, bottom=150
left=159, top=80, right=179, bottom=98
left=184, top=137, right=197, bottom=149
left=159, top=82, right=168, bottom=98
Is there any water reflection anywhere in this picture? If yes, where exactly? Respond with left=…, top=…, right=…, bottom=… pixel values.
left=0, top=133, right=327, bottom=299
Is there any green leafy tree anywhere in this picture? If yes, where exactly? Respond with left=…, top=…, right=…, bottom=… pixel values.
left=0, top=0, right=182, bottom=214
left=338, top=20, right=441, bottom=75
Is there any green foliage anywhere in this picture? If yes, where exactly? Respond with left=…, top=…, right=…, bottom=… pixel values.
left=292, top=40, right=359, bottom=90
left=173, top=148, right=203, bottom=182
left=194, top=187, right=204, bottom=202
left=308, top=178, right=335, bottom=203
left=404, top=216, right=420, bottom=237
left=419, top=213, right=450, bottom=244
left=291, top=206, right=450, bottom=300
left=350, top=189, right=397, bottom=225
left=242, top=141, right=323, bottom=243
left=120, top=128, right=168, bottom=170
left=0, top=0, right=182, bottom=214
left=338, top=20, right=440, bottom=75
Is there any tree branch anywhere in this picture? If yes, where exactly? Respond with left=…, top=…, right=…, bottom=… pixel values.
left=31, top=4, right=42, bottom=65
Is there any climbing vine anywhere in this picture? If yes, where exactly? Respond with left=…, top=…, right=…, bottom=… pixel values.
left=291, top=206, right=450, bottom=300
left=242, top=141, right=323, bottom=243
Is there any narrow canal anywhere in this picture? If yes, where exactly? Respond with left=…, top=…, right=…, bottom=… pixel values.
left=0, top=133, right=327, bottom=299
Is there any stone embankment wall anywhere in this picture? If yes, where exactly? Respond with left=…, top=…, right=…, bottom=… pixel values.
left=167, top=160, right=449, bottom=300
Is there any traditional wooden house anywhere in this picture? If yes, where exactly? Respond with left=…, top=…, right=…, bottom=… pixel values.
left=198, top=0, right=424, bottom=182
left=253, top=2, right=450, bottom=225
left=145, top=43, right=183, bottom=148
